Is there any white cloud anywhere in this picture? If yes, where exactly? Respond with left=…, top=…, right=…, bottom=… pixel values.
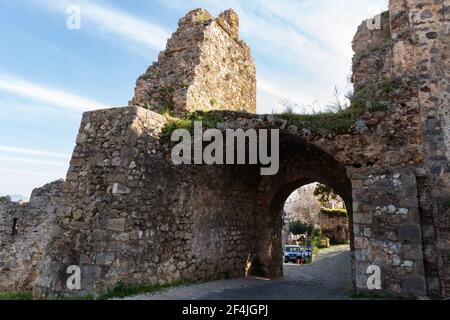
left=31, top=0, right=389, bottom=114
left=35, top=0, right=170, bottom=50
left=0, top=147, right=70, bottom=198
left=0, top=168, right=57, bottom=178
left=0, top=145, right=70, bottom=160
left=0, top=156, right=68, bottom=167
left=0, top=74, right=107, bottom=111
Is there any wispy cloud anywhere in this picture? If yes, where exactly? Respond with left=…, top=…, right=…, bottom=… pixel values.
left=0, top=156, right=68, bottom=167
left=0, top=145, right=70, bottom=160
left=0, top=74, right=107, bottom=111
left=35, top=0, right=170, bottom=50
left=0, top=168, right=57, bottom=178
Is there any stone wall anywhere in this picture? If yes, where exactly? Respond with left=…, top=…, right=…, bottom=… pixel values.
left=34, top=107, right=261, bottom=297
left=131, top=9, right=256, bottom=116
left=351, top=0, right=450, bottom=297
left=406, top=0, right=450, bottom=298
left=351, top=168, right=426, bottom=297
left=0, top=181, right=62, bottom=292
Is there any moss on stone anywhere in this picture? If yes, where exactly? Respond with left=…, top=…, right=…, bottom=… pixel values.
left=161, top=111, right=226, bottom=145
left=280, top=106, right=365, bottom=135
left=377, top=76, right=400, bottom=94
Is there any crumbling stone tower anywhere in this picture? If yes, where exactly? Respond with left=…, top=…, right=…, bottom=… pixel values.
left=131, top=9, right=256, bottom=116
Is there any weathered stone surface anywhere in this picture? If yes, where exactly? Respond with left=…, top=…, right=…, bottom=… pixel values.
left=131, top=8, right=256, bottom=116
left=0, top=180, right=63, bottom=292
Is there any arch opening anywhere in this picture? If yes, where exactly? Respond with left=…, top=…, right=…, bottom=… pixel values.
left=253, top=134, right=354, bottom=288
left=281, top=183, right=352, bottom=293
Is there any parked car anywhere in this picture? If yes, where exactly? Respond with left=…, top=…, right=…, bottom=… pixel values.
left=284, top=245, right=304, bottom=263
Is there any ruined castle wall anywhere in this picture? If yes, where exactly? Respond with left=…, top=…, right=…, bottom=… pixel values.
left=352, top=11, right=392, bottom=90
left=349, top=0, right=450, bottom=298
left=131, top=9, right=256, bottom=116
left=0, top=181, right=62, bottom=292
left=29, top=1, right=449, bottom=299
left=406, top=0, right=450, bottom=297
left=186, top=11, right=256, bottom=114
left=35, top=107, right=261, bottom=297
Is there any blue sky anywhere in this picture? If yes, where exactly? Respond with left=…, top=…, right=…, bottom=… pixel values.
left=0, top=0, right=388, bottom=198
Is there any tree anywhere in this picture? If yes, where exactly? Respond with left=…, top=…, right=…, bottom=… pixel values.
left=289, top=221, right=312, bottom=235
left=284, top=184, right=321, bottom=226
left=313, top=183, right=339, bottom=206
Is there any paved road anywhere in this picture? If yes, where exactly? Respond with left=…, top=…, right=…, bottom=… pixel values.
left=128, top=245, right=352, bottom=300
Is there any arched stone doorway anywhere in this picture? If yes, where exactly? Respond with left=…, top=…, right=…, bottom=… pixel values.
left=252, top=132, right=354, bottom=283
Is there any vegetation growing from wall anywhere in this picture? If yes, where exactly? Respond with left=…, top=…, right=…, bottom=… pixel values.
left=161, top=111, right=226, bottom=145
left=159, top=76, right=402, bottom=144
left=280, top=77, right=400, bottom=135
left=280, top=105, right=364, bottom=135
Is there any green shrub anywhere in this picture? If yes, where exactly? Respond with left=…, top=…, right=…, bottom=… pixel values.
left=161, top=111, right=225, bottom=146
left=289, top=221, right=316, bottom=236
left=280, top=105, right=364, bottom=135
left=161, top=118, right=193, bottom=146
left=0, top=292, right=33, bottom=300
left=320, top=208, right=348, bottom=218
left=377, top=77, right=399, bottom=94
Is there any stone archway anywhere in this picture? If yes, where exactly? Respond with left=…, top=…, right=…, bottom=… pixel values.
left=252, top=133, right=354, bottom=280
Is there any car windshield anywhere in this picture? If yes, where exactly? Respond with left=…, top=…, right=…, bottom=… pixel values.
left=286, top=247, right=301, bottom=253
